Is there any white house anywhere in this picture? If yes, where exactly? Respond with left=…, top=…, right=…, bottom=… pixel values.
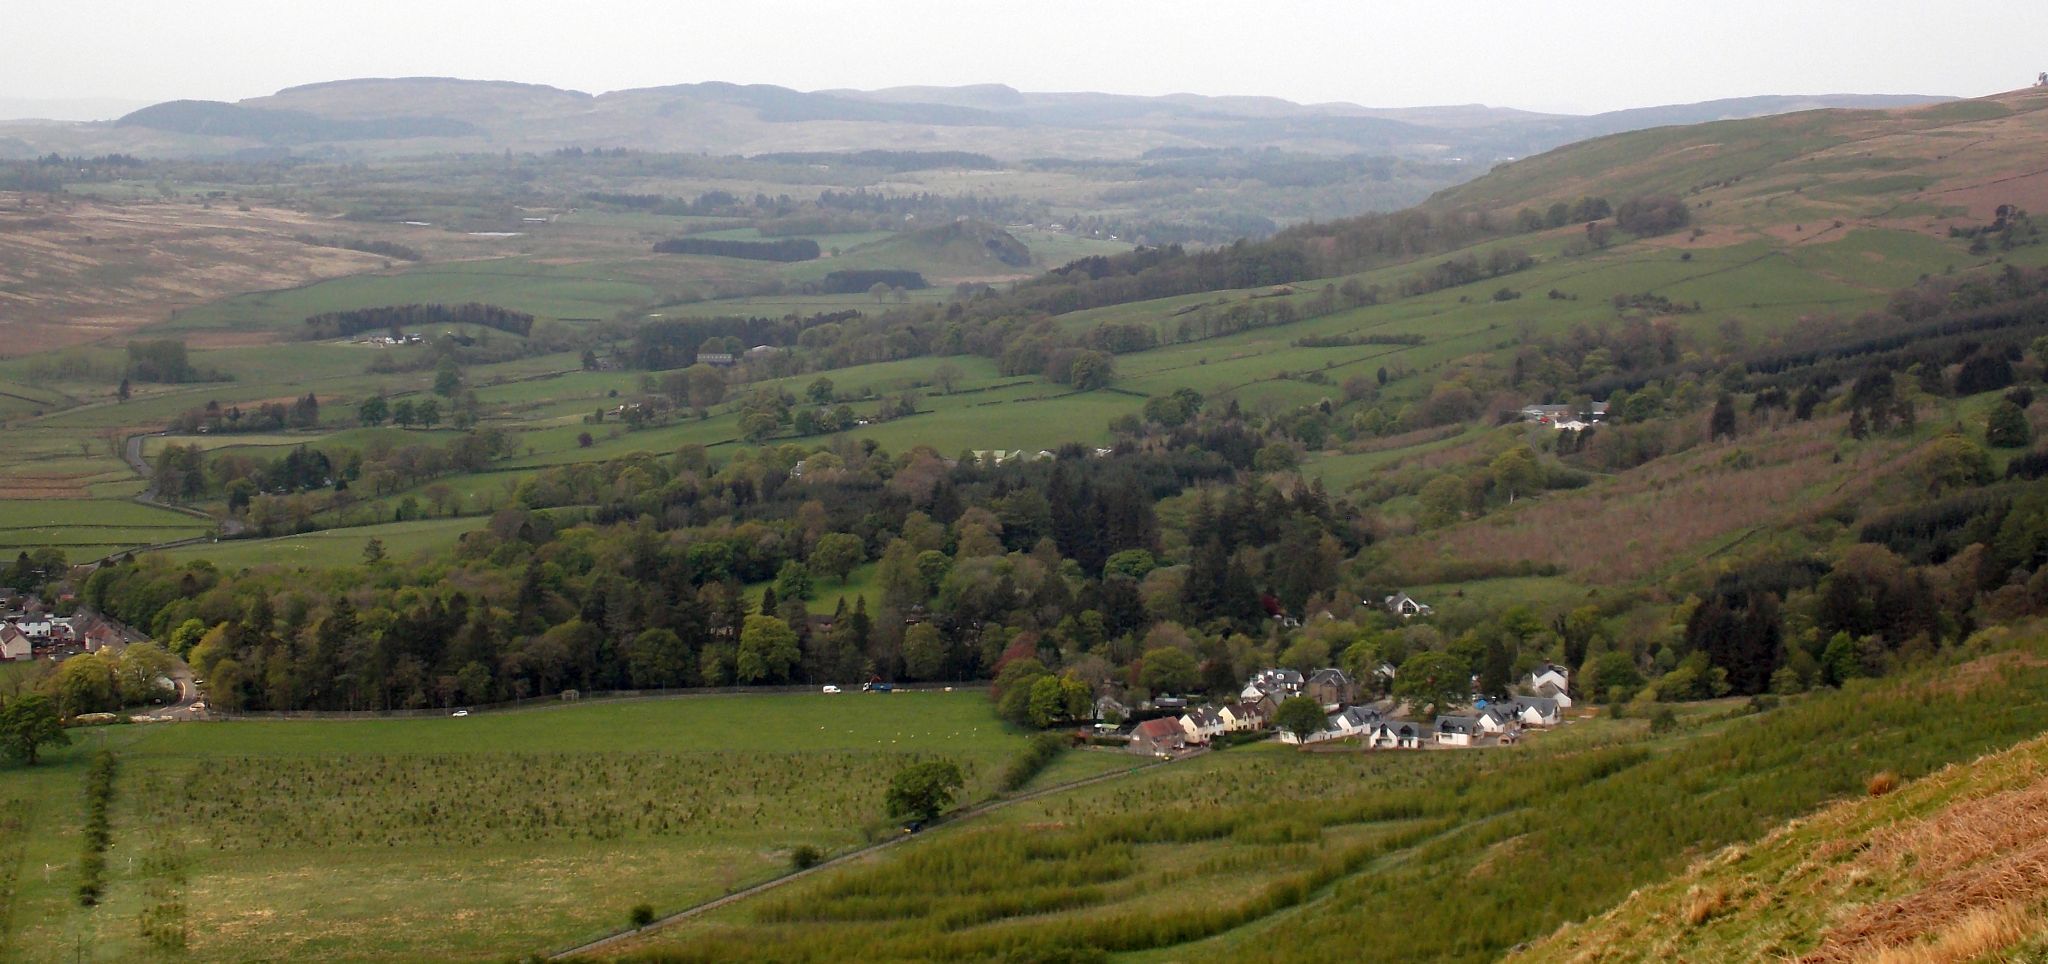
left=1242, top=668, right=1306, bottom=702
left=1383, top=592, right=1434, bottom=618
left=1474, top=705, right=1516, bottom=736
left=1505, top=695, right=1561, bottom=726
left=1526, top=664, right=1573, bottom=707
left=1366, top=720, right=1427, bottom=749
left=1435, top=716, right=1482, bottom=746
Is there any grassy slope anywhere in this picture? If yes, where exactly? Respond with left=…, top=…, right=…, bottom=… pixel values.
left=1512, top=679, right=2048, bottom=961
left=0, top=691, right=1033, bottom=963
left=605, top=628, right=2048, bottom=963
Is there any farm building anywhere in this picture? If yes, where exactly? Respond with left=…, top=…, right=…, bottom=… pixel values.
left=1383, top=592, right=1434, bottom=618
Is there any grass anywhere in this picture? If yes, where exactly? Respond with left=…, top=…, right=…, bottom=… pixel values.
left=1514, top=690, right=2048, bottom=961
left=0, top=691, right=1032, bottom=962
left=606, top=627, right=2048, bottom=963
left=155, top=516, right=481, bottom=569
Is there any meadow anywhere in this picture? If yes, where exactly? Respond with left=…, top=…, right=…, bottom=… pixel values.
left=0, top=690, right=1061, bottom=962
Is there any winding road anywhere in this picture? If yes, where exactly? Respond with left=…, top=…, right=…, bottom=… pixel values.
left=105, top=432, right=246, bottom=562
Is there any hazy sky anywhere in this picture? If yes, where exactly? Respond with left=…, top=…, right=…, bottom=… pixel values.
left=10, top=0, right=2044, bottom=115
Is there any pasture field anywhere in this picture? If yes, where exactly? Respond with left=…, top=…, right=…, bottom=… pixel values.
left=608, top=631, right=2048, bottom=963
left=157, top=259, right=667, bottom=334
left=155, top=517, right=481, bottom=570
left=0, top=691, right=1040, bottom=963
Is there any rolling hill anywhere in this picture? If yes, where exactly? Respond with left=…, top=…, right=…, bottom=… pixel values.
left=0, top=76, right=1954, bottom=162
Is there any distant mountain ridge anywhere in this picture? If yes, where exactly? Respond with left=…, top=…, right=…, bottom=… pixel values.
left=0, top=77, right=1955, bottom=161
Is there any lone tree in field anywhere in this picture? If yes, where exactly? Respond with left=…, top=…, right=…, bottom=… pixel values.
left=1276, top=695, right=1326, bottom=742
left=885, top=760, right=964, bottom=824
left=0, top=694, right=68, bottom=765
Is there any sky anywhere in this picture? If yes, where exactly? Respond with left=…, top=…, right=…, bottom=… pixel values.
left=8, top=0, right=2045, bottom=117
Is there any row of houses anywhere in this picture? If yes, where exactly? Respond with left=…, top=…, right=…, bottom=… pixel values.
left=0, top=614, right=121, bottom=662
left=1129, top=663, right=1576, bottom=756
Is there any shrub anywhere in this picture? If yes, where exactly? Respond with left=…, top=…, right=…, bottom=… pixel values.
left=630, top=903, right=656, bottom=927
left=791, top=845, right=823, bottom=871
left=1867, top=770, right=1900, bottom=796
left=1001, top=733, right=1067, bottom=793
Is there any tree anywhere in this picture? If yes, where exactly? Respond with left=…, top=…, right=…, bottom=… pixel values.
left=1919, top=431, right=1991, bottom=494
left=933, top=363, right=964, bottom=394
left=415, top=398, right=441, bottom=429
left=1987, top=400, right=2033, bottom=448
left=903, top=623, right=947, bottom=680
left=357, top=395, right=389, bottom=427
left=810, top=533, right=865, bottom=584
left=1489, top=445, right=1542, bottom=503
left=805, top=377, right=835, bottom=406
left=362, top=537, right=386, bottom=564
left=390, top=399, right=416, bottom=428
left=117, top=377, right=131, bottom=401
left=1067, top=351, right=1116, bottom=390
left=1709, top=392, right=1738, bottom=440
left=434, top=357, right=463, bottom=397
left=1418, top=473, right=1469, bottom=527
left=1275, top=695, right=1326, bottom=741
left=628, top=628, right=692, bottom=689
left=885, top=760, right=964, bottom=824
left=0, top=695, right=67, bottom=765
left=1394, top=650, right=1468, bottom=716
left=1139, top=646, right=1199, bottom=696
left=773, top=560, right=815, bottom=601
left=736, top=615, right=801, bottom=683
left=1585, top=651, right=1645, bottom=704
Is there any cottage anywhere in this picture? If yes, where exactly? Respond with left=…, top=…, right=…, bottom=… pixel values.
left=1129, top=717, right=1187, bottom=756
left=1435, top=716, right=1483, bottom=746
left=1218, top=701, right=1268, bottom=732
left=1364, top=720, right=1425, bottom=749
left=1383, top=592, right=1434, bottom=618
left=1178, top=707, right=1227, bottom=744
left=1526, top=663, right=1573, bottom=707
left=0, top=624, right=29, bottom=661
left=1241, top=668, right=1306, bottom=702
left=1504, top=695, right=1561, bottom=726
left=1095, top=695, right=1131, bottom=724
left=1306, top=668, right=1354, bottom=709
left=1474, top=704, right=1516, bottom=736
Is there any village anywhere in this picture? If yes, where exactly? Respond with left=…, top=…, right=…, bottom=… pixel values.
left=1116, top=657, right=1575, bottom=758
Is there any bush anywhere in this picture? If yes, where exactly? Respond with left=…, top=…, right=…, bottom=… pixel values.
left=630, top=903, right=656, bottom=927
left=791, top=845, right=824, bottom=870
left=1866, top=770, right=1900, bottom=796
left=1001, top=733, right=1067, bottom=793
left=1648, top=707, right=1679, bottom=734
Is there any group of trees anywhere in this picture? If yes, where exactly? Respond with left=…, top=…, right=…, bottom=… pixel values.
left=300, top=303, right=535, bottom=341
left=166, top=393, right=318, bottom=434
left=651, top=237, right=820, bottom=262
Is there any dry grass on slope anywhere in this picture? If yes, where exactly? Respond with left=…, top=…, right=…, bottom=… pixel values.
left=1509, top=723, right=2048, bottom=963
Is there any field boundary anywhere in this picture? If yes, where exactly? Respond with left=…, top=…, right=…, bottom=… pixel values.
left=546, top=754, right=1176, bottom=960
left=208, top=682, right=991, bottom=720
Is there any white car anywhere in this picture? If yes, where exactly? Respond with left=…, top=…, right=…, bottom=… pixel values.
left=451, top=709, right=470, bottom=717
left=821, top=685, right=841, bottom=694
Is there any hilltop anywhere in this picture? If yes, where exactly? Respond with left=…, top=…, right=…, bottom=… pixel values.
left=0, top=76, right=1951, bottom=161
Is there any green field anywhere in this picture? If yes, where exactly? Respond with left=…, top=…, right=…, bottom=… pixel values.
left=0, top=691, right=1048, bottom=962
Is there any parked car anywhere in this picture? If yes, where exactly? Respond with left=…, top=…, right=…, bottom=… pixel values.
left=821, top=685, right=841, bottom=694
left=451, top=709, right=470, bottom=717
left=863, top=682, right=893, bottom=693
